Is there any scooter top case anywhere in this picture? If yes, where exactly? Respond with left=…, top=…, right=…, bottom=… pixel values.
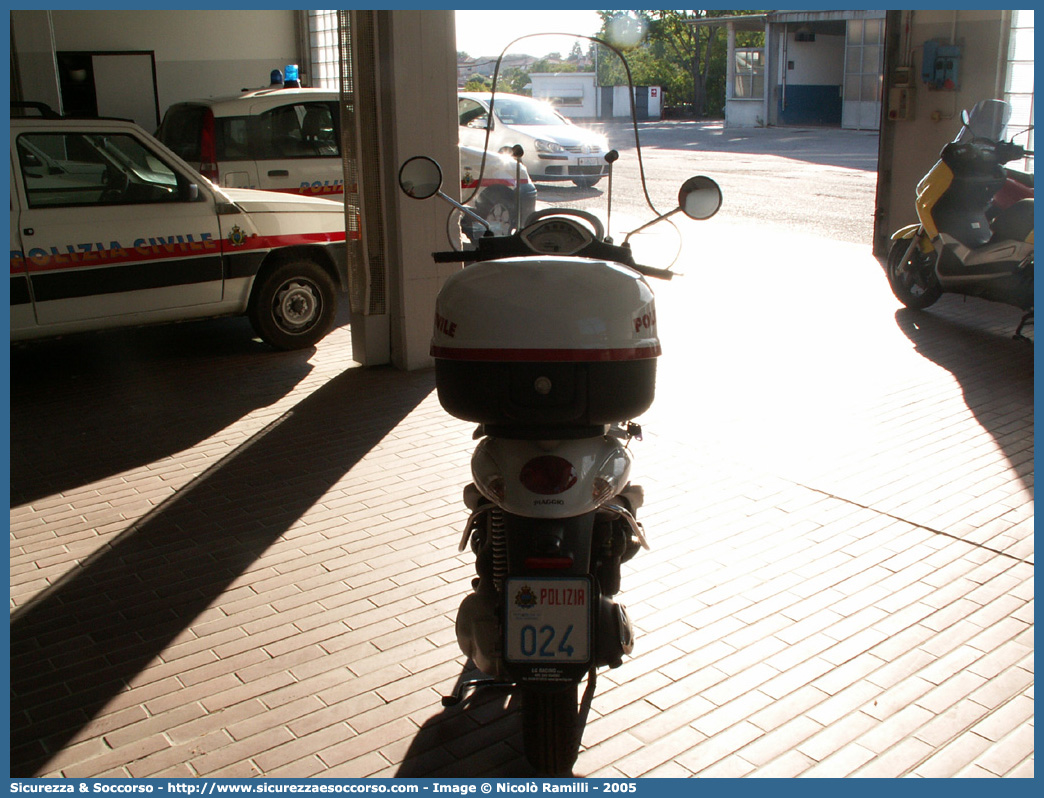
left=431, top=256, right=659, bottom=432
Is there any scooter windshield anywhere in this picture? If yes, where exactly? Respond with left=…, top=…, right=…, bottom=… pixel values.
left=958, top=99, right=1012, bottom=142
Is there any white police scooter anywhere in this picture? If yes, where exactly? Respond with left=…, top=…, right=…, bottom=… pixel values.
left=398, top=149, right=722, bottom=774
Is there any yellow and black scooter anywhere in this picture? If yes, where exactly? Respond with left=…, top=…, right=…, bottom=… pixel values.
left=887, top=99, right=1034, bottom=337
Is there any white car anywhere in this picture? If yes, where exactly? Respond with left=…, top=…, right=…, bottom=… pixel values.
left=11, top=113, right=348, bottom=350
left=157, top=86, right=536, bottom=240
left=458, top=92, right=610, bottom=188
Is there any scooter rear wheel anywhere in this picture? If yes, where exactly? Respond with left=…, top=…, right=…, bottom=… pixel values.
left=887, top=238, right=943, bottom=309
left=521, top=684, right=580, bottom=776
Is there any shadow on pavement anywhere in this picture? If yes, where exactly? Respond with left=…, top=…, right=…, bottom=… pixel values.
left=895, top=299, right=1034, bottom=494
left=9, top=365, right=435, bottom=776
left=395, top=664, right=535, bottom=778
left=10, top=315, right=314, bottom=507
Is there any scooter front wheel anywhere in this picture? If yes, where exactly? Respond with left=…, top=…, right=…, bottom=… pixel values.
left=521, top=684, right=580, bottom=776
left=887, top=237, right=943, bottom=309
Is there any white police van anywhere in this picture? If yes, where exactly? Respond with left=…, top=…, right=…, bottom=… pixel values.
left=157, top=83, right=537, bottom=241
left=11, top=107, right=348, bottom=350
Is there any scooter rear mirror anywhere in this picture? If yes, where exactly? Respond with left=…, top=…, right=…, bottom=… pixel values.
left=678, top=175, right=722, bottom=221
left=623, top=174, right=723, bottom=244
left=399, top=156, right=443, bottom=200
left=398, top=155, right=493, bottom=235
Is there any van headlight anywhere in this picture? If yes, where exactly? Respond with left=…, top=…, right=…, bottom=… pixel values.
left=534, top=139, right=565, bottom=154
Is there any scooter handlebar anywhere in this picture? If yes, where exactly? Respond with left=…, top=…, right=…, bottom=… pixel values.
left=432, top=250, right=472, bottom=263
left=630, top=263, right=675, bottom=280
left=432, top=250, right=677, bottom=279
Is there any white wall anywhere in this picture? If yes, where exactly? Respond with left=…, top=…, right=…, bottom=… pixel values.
left=726, top=99, right=765, bottom=127
left=49, top=10, right=299, bottom=112
left=781, top=33, right=845, bottom=85
left=529, top=72, right=597, bottom=118
left=10, top=11, right=62, bottom=111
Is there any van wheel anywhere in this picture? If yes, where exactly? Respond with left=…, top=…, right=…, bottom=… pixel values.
left=249, top=260, right=338, bottom=350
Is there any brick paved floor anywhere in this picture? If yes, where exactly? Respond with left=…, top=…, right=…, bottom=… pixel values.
left=9, top=223, right=1033, bottom=778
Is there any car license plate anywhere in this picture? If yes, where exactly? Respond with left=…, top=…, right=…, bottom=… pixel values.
left=577, top=157, right=600, bottom=166
left=505, top=577, right=590, bottom=663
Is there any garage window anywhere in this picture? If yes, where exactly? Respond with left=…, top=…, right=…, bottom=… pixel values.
left=1004, top=9, right=1034, bottom=172
left=734, top=48, right=765, bottom=99
left=537, top=88, right=585, bottom=107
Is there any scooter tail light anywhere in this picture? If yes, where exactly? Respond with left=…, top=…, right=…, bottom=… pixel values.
left=519, top=456, right=578, bottom=495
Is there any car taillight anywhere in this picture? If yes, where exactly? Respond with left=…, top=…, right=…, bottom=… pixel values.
left=519, top=456, right=577, bottom=495
left=199, top=109, right=219, bottom=183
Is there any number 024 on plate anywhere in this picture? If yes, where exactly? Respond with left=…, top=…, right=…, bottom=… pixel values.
left=504, top=577, right=591, bottom=663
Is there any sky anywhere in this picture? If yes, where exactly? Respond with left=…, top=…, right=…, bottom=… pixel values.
left=454, top=9, right=604, bottom=58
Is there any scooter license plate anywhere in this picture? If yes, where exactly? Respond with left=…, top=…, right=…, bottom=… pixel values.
left=504, top=577, right=591, bottom=663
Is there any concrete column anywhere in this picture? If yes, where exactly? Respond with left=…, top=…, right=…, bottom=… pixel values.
left=371, top=10, right=461, bottom=371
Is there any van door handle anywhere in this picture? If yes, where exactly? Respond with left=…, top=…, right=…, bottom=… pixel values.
left=268, top=170, right=289, bottom=177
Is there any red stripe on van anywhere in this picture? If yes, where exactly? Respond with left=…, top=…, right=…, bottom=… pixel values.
left=17, top=231, right=347, bottom=274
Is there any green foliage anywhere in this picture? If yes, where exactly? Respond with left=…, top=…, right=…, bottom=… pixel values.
left=594, top=10, right=767, bottom=117
left=464, top=74, right=492, bottom=92
left=497, top=67, right=533, bottom=95
left=530, top=59, right=579, bottom=74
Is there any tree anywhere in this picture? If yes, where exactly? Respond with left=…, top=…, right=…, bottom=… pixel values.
left=595, top=10, right=765, bottom=118
left=464, top=74, right=492, bottom=92
left=497, top=67, right=532, bottom=95
left=530, top=58, right=578, bottom=74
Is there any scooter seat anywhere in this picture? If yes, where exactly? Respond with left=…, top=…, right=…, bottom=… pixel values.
left=990, top=198, right=1034, bottom=244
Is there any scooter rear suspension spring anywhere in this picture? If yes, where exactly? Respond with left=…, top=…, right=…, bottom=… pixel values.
left=490, top=508, right=507, bottom=592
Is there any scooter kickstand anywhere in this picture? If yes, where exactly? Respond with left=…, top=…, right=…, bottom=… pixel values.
left=1014, top=309, right=1033, bottom=341
left=442, top=677, right=513, bottom=707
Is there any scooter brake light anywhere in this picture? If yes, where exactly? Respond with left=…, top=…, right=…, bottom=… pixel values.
left=524, top=556, right=575, bottom=570
left=519, top=456, right=578, bottom=495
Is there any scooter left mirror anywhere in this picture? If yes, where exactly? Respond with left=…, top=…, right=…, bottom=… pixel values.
left=399, top=156, right=443, bottom=200
left=678, top=175, right=722, bottom=220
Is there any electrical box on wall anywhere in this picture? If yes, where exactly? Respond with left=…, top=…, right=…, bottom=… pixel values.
left=888, top=66, right=914, bottom=120
left=921, top=41, right=961, bottom=91
left=888, top=87, right=914, bottom=121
